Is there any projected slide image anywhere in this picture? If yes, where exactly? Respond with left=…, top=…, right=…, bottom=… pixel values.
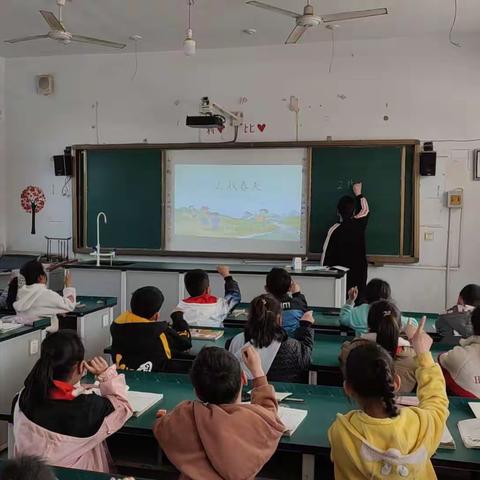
left=173, top=164, right=303, bottom=242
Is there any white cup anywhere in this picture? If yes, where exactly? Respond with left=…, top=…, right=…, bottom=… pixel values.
left=292, top=257, right=303, bottom=271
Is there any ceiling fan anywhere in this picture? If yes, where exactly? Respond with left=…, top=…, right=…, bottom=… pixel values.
left=4, top=0, right=126, bottom=49
left=246, top=1, right=388, bottom=44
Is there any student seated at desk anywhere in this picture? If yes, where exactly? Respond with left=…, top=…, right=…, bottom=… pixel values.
left=13, top=330, right=133, bottom=473
left=340, top=300, right=417, bottom=393
left=154, top=345, right=285, bottom=480
left=226, top=294, right=314, bottom=383
left=340, top=278, right=416, bottom=336
left=1, top=456, right=55, bottom=480
left=439, top=306, right=480, bottom=398
left=176, top=265, right=241, bottom=328
left=9, top=261, right=76, bottom=330
left=436, top=284, right=480, bottom=339
left=265, top=267, right=308, bottom=335
left=111, top=286, right=192, bottom=372
left=329, top=318, right=448, bottom=480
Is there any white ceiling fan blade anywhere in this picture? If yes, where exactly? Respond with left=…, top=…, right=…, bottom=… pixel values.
left=39, top=10, right=65, bottom=31
left=246, top=1, right=300, bottom=19
left=285, top=25, right=308, bottom=44
left=70, top=35, right=126, bottom=49
left=321, top=8, right=388, bottom=23
left=4, top=34, right=50, bottom=44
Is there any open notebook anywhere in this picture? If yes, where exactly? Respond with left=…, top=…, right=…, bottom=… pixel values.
left=278, top=406, right=308, bottom=437
left=190, top=329, right=224, bottom=341
left=92, top=388, right=163, bottom=417
left=456, top=402, right=480, bottom=448
left=247, top=390, right=292, bottom=403
left=127, top=391, right=164, bottom=417
left=397, top=396, right=455, bottom=449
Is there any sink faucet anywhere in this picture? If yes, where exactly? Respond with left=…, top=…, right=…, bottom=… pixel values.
left=90, top=211, right=115, bottom=266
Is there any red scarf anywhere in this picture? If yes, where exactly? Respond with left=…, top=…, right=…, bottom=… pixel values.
left=50, top=380, right=76, bottom=400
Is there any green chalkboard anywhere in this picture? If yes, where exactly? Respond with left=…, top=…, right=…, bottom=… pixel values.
left=309, top=146, right=413, bottom=257
left=86, top=149, right=162, bottom=249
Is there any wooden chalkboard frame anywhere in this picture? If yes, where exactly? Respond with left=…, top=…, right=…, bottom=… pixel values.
left=72, top=139, right=420, bottom=263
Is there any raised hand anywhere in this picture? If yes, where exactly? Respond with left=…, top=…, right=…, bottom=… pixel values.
left=405, top=317, right=433, bottom=356
left=241, top=345, right=264, bottom=378
left=217, top=265, right=231, bottom=278
left=290, top=280, right=301, bottom=294
left=347, top=286, right=358, bottom=305
left=64, top=270, right=73, bottom=288
left=85, top=356, right=109, bottom=376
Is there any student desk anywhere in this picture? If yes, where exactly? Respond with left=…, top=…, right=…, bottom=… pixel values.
left=104, top=328, right=456, bottom=385
left=107, top=372, right=480, bottom=479
left=60, top=296, right=117, bottom=359
left=189, top=328, right=454, bottom=385
left=0, top=317, right=51, bottom=450
left=69, top=261, right=347, bottom=319
left=226, top=303, right=438, bottom=335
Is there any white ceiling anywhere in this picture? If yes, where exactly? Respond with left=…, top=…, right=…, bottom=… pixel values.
left=0, top=0, right=479, bottom=57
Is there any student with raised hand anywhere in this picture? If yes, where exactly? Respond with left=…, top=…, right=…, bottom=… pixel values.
left=436, top=284, right=480, bottom=339
left=227, top=293, right=314, bottom=383
left=176, top=265, right=241, bottom=328
left=439, top=306, right=480, bottom=397
left=329, top=317, right=449, bottom=480
left=10, top=260, right=76, bottom=330
left=340, top=278, right=417, bottom=336
left=340, top=300, right=417, bottom=393
left=153, top=345, right=285, bottom=480
left=265, top=267, right=308, bottom=335
left=13, top=330, right=132, bottom=473
left=111, top=286, right=191, bottom=372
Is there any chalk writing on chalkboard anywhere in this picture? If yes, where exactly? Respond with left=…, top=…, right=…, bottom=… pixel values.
left=336, top=179, right=355, bottom=191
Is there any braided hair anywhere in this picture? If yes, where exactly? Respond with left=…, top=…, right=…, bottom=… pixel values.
left=345, top=342, right=399, bottom=418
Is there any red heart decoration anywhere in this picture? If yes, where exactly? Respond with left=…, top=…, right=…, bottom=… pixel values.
left=218, top=126, right=225, bottom=133
left=257, top=124, right=266, bottom=132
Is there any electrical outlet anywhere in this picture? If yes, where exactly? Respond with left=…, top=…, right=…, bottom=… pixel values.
left=424, top=232, right=434, bottom=241
left=29, top=339, right=39, bottom=356
left=102, top=314, right=110, bottom=328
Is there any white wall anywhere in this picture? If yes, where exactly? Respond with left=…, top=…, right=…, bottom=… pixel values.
left=4, top=34, right=480, bottom=312
left=0, top=57, right=5, bottom=253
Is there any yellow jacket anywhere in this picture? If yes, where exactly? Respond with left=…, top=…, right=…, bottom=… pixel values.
left=328, top=352, right=449, bottom=479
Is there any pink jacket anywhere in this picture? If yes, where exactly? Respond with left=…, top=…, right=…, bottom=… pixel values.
left=13, top=366, right=133, bottom=473
left=154, top=376, right=285, bottom=480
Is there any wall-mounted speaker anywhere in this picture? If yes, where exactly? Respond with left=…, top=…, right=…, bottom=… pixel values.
left=53, top=147, right=73, bottom=176
left=36, top=74, right=54, bottom=96
left=420, top=151, right=437, bottom=176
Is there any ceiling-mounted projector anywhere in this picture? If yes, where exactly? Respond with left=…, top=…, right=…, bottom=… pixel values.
left=186, top=114, right=225, bottom=129
left=186, top=96, right=242, bottom=129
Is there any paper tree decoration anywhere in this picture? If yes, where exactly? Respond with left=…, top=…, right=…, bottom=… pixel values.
left=21, top=185, right=46, bottom=235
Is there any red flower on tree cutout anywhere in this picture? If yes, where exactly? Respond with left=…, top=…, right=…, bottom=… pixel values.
left=21, top=185, right=46, bottom=235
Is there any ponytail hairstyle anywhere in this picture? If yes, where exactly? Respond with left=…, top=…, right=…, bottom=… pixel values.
left=245, top=294, right=285, bottom=348
left=345, top=342, right=399, bottom=418
left=7, top=260, right=46, bottom=309
left=19, top=330, right=84, bottom=413
left=368, top=300, right=401, bottom=359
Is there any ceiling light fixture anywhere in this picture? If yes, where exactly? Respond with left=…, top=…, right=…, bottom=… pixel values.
left=184, top=0, right=196, bottom=56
